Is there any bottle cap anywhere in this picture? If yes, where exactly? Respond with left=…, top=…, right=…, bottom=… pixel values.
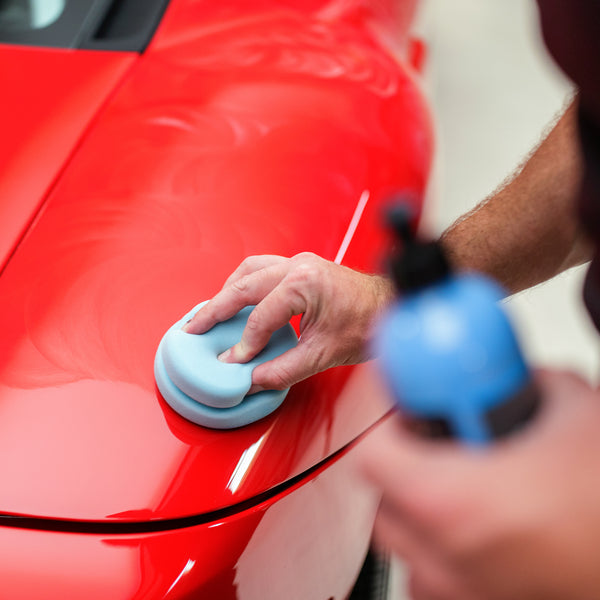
left=387, top=203, right=451, bottom=292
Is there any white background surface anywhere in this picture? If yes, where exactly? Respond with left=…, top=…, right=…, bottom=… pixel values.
left=389, top=0, right=600, bottom=596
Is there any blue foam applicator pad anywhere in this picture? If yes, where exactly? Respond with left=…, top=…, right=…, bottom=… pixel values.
left=154, top=302, right=298, bottom=429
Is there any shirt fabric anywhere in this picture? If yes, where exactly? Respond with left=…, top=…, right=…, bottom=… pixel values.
left=536, top=0, right=600, bottom=329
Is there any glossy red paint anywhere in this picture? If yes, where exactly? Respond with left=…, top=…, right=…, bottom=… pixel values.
left=0, top=44, right=136, bottom=273
left=0, top=0, right=431, bottom=596
left=0, top=0, right=432, bottom=525
left=0, top=438, right=381, bottom=600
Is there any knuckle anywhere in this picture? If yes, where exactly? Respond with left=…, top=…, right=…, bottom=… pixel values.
left=231, top=275, right=251, bottom=295
left=267, top=364, right=295, bottom=390
left=305, top=341, right=331, bottom=372
left=292, top=251, right=318, bottom=263
left=233, top=342, right=254, bottom=363
left=245, top=309, right=262, bottom=333
left=289, top=261, right=322, bottom=287
left=240, top=255, right=260, bottom=267
left=287, top=253, right=330, bottom=290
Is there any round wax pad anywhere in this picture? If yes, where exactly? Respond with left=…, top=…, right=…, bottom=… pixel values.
left=154, top=302, right=298, bottom=429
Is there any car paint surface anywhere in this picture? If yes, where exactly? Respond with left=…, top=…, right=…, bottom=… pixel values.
left=0, top=0, right=430, bottom=597
left=0, top=436, right=382, bottom=599
left=0, top=44, right=135, bottom=272
left=0, top=0, right=432, bottom=525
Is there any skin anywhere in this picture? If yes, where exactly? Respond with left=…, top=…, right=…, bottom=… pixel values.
left=184, top=101, right=599, bottom=597
left=440, top=99, right=592, bottom=294
left=360, top=369, right=600, bottom=600
left=184, top=253, right=394, bottom=391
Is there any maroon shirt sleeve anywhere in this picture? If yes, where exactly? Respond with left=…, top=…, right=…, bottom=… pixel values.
left=536, top=0, right=600, bottom=329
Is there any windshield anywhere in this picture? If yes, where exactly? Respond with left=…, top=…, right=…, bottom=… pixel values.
left=0, top=0, right=170, bottom=51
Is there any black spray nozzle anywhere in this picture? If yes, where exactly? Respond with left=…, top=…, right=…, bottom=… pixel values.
left=386, top=203, right=417, bottom=244
left=386, top=201, right=451, bottom=293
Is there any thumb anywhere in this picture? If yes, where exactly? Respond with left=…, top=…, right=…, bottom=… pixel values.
left=250, top=345, right=318, bottom=390
left=358, top=414, right=492, bottom=529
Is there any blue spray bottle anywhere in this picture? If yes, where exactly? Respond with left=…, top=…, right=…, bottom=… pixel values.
left=374, top=205, right=539, bottom=444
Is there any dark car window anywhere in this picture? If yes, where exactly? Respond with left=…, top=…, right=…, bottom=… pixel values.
left=0, top=0, right=170, bottom=51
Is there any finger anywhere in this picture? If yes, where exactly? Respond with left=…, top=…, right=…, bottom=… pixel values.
left=183, top=262, right=290, bottom=334
left=359, top=419, right=441, bottom=525
left=220, top=275, right=309, bottom=363
left=359, top=419, right=493, bottom=539
left=534, top=368, right=589, bottom=401
left=246, top=383, right=267, bottom=395
left=519, top=368, right=597, bottom=439
left=250, top=344, right=322, bottom=390
left=373, top=496, right=426, bottom=558
left=222, top=255, right=288, bottom=289
left=359, top=416, right=436, bottom=492
left=374, top=505, right=471, bottom=600
left=408, top=565, right=477, bottom=600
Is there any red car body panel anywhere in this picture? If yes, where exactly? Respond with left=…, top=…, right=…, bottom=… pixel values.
left=0, top=0, right=431, bottom=596
left=0, top=44, right=135, bottom=273
left=0, top=437, right=383, bottom=599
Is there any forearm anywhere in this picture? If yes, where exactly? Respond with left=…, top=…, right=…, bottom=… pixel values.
left=440, top=99, right=592, bottom=294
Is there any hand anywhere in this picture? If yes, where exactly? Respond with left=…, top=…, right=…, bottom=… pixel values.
left=360, top=369, right=600, bottom=600
left=183, top=253, right=394, bottom=391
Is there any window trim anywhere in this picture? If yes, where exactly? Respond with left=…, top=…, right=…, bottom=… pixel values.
left=0, top=0, right=171, bottom=52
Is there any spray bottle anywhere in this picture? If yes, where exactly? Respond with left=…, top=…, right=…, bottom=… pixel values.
left=374, top=205, right=539, bottom=444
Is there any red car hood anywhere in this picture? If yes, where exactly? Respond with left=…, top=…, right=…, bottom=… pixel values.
left=0, top=0, right=431, bottom=525
left=0, top=44, right=135, bottom=274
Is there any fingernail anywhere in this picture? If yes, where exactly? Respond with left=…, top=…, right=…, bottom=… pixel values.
left=247, top=384, right=266, bottom=395
left=181, top=319, right=192, bottom=333
left=218, top=348, right=232, bottom=362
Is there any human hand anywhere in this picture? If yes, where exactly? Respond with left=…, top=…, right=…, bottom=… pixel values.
left=360, top=369, right=600, bottom=600
left=183, top=253, right=394, bottom=391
